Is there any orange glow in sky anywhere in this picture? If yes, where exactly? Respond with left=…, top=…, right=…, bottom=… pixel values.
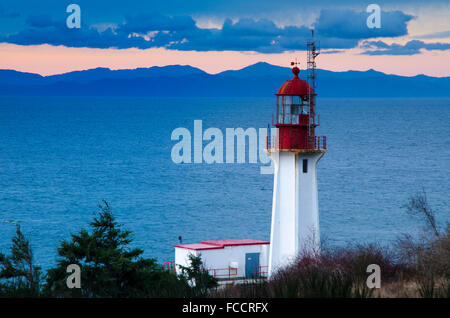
left=0, top=43, right=449, bottom=77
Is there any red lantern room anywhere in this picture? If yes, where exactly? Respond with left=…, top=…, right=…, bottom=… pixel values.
left=269, top=63, right=326, bottom=151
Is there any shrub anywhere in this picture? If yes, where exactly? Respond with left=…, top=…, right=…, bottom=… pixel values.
left=0, top=225, right=42, bottom=297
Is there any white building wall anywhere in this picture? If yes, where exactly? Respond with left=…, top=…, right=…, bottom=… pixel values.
left=296, top=152, right=323, bottom=253
left=175, top=247, right=199, bottom=275
left=268, top=151, right=324, bottom=277
left=268, top=152, right=297, bottom=273
left=175, top=244, right=269, bottom=278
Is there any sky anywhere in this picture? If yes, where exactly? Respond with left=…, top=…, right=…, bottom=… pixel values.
left=0, top=0, right=449, bottom=76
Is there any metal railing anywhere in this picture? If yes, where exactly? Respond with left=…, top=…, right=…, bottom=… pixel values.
left=252, top=266, right=268, bottom=277
left=309, top=135, right=327, bottom=149
left=164, top=262, right=269, bottom=280
left=207, top=268, right=238, bottom=280
left=266, top=135, right=279, bottom=150
left=266, top=135, right=327, bottom=151
left=164, top=261, right=176, bottom=273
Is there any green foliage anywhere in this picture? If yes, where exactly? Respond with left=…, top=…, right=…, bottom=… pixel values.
left=178, top=254, right=218, bottom=297
left=0, top=225, right=42, bottom=297
left=0, top=193, right=446, bottom=298
left=44, top=201, right=189, bottom=297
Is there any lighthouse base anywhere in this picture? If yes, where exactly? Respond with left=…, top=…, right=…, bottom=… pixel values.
left=268, top=150, right=325, bottom=277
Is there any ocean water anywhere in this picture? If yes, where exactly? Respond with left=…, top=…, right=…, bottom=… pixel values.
left=0, top=96, right=449, bottom=269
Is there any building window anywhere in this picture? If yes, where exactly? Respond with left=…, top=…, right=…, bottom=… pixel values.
left=303, top=159, right=308, bottom=173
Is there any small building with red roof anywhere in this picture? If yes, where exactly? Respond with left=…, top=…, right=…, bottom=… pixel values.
left=173, top=239, right=269, bottom=279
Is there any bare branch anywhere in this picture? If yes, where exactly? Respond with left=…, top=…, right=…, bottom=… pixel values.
left=404, top=189, right=440, bottom=238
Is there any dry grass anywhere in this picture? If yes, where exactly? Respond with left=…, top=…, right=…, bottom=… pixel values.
left=211, top=231, right=449, bottom=298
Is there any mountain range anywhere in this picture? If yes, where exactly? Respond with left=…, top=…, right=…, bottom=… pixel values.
left=0, top=62, right=449, bottom=97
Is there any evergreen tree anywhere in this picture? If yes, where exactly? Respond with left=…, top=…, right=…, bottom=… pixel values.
left=179, top=254, right=218, bottom=297
left=0, top=225, right=41, bottom=297
left=44, top=201, right=188, bottom=297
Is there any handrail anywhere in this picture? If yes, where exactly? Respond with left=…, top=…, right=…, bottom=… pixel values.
left=164, top=261, right=176, bottom=273
left=207, top=267, right=238, bottom=280
left=267, top=135, right=327, bottom=151
left=252, top=266, right=268, bottom=277
left=164, top=262, right=240, bottom=280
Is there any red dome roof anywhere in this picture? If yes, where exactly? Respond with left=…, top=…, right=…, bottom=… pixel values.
left=277, top=67, right=314, bottom=96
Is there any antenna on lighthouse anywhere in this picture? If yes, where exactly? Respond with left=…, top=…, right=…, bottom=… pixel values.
left=306, top=29, right=320, bottom=136
left=307, top=29, right=320, bottom=90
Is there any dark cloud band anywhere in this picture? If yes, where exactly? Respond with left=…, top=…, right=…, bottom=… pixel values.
left=0, top=9, right=433, bottom=54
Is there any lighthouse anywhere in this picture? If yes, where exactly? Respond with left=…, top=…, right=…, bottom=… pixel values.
left=267, top=37, right=326, bottom=276
left=170, top=36, right=326, bottom=282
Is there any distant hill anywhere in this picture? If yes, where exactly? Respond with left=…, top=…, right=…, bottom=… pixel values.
left=0, top=69, right=44, bottom=85
left=0, top=62, right=449, bottom=97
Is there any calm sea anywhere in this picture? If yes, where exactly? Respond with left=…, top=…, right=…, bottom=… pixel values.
left=0, top=97, right=449, bottom=268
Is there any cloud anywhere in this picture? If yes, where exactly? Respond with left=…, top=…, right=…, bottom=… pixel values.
left=0, top=15, right=123, bottom=49
left=0, top=9, right=417, bottom=53
left=0, top=4, right=20, bottom=18
left=167, top=18, right=314, bottom=53
left=315, top=9, right=414, bottom=39
left=416, top=30, right=450, bottom=39
left=361, top=40, right=450, bottom=55
left=118, top=12, right=197, bottom=34
left=0, top=14, right=311, bottom=52
left=26, top=14, right=60, bottom=28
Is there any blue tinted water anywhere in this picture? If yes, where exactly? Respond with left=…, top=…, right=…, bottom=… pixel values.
left=0, top=97, right=449, bottom=268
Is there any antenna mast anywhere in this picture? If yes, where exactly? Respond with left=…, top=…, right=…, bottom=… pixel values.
left=307, top=29, right=320, bottom=90
left=306, top=29, right=320, bottom=136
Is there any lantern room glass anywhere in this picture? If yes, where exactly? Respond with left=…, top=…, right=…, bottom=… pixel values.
left=276, top=95, right=309, bottom=125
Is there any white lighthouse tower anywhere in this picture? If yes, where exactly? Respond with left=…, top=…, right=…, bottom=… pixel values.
left=267, top=37, right=326, bottom=276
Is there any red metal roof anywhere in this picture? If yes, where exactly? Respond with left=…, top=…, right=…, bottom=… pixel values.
left=173, top=243, right=221, bottom=251
left=277, top=67, right=314, bottom=96
left=174, top=239, right=270, bottom=251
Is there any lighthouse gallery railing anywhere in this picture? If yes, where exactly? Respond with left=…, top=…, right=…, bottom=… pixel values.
left=266, top=135, right=327, bottom=151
